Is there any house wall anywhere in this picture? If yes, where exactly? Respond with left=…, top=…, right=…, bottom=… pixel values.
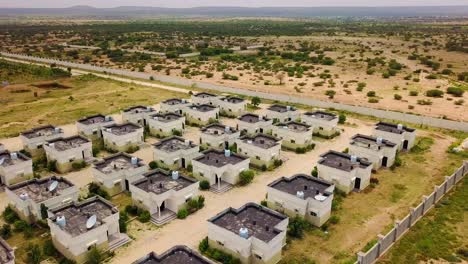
left=302, top=117, right=338, bottom=136
left=92, top=166, right=148, bottom=196
left=217, top=100, right=247, bottom=117
left=237, top=120, right=273, bottom=135
left=76, top=120, right=115, bottom=138
left=373, top=130, right=416, bottom=151
left=44, top=142, right=93, bottom=173
left=0, top=159, right=33, bottom=186
left=264, top=110, right=300, bottom=123
left=6, top=186, right=79, bottom=222
left=191, top=96, right=219, bottom=105
left=317, top=164, right=371, bottom=193
left=349, top=144, right=397, bottom=169
left=20, top=131, right=64, bottom=151
left=200, top=131, right=240, bottom=149
left=122, top=111, right=155, bottom=127
left=153, top=146, right=200, bottom=170
left=192, top=159, right=250, bottom=185
left=236, top=141, right=281, bottom=167
left=160, top=103, right=189, bottom=114
left=102, top=129, right=144, bottom=152
left=147, top=117, right=185, bottom=137
left=272, top=128, right=313, bottom=149
left=185, top=108, right=219, bottom=125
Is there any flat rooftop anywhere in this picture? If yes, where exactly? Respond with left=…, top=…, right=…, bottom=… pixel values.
left=104, top=123, right=141, bottom=136
left=154, top=136, right=197, bottom=152
left=0, top=239, right=14, bottom=264
left=240, top=134, right=279, bottom=149
left=238, top=113, right=270, bottom=123
left=94, top=153, right=144, bottom=174
left=267, top=104, right=296, bottom=113
left=276, top=121, right=310, bottom=132
left=304, top=111, right=337, bottom=121
left=194, top=92, right=217, bottom=98
left=375, top=122, right=415, bottom=134
left=134, top=245, right=212, bottom=264
left=49, top=196, right=117, bottom=237
left=150, top=112, right=183, bottom=123
left=351, top=134, right=396, bottom=148
left=194, top=149, right=248, bottom=168
left=21, top=125, right=62, bottom=139
left=132, top=169, right=197, bottom=195
left=8, top=176, right=74, bottom=203
left=201, top=123, right=237, bottom=136
left=77, top=114, right=113, bottom=125
left=0, top=151, right=30, bottom=167
left=319, top=150, right=372, bottom=172
left=162, top=98, right=189, bottom=105
left=268, top=174, right=332, bottom=200
left=209, top=203, right=287, bottom=242
left=188, top=104, right=217, bottom=112
left=123, top=105, right=155, bottom=114
left=220, top=96, right=244, bottom=104
left=47, top=136, right=89, bottom=151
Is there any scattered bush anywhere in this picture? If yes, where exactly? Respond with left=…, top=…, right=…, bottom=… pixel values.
left=394, top=94, right=402, bottom=100
left=149, top=161, right=158, bottom=170
left=325, top=90, right=336, bottom=99
left=311, top=166, right=318, bottom=177
left=42, top=239, right=58, bottom=257
left=338, top=113, right=346, bottom=124
left=71, top=160, right=86, bottom=171
left=87, top=182, right=110, bottom=200
left=426, top=89, right=444, bottom=98
left=138, top=210, right=151, bottom=223
left=409, top=91, right=419, bottom=96
left=0, top=224, right=11, bottom=239
left=288, top=216, right=311, bottom=239
left=238, top=170, right=255, bottom=186
left=2, top=206, right=20, bottom=224
left=417, top=99, right=433, bottom=105
left=199, top=180, right=210, bottom=190
left=447, top=87, right=464, bottom=97
left=199, top=237, right=241, bottom=264
left=368, top=98, right=379, bottom=103
left=329, top=215, right=340, bottom=225
left=367, top=91, right=376, bottom=97
left=86, top=246, right=104, bottom=264
left=26, top=243, right=43, bottom=264
left=177, top=208, right=189, bottom=219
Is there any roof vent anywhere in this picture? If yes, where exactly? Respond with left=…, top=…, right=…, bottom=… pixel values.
left=54, top=127, right=61, bottom=134
left=184, top=139, right=190, bottom=146
left=350, top=155, right=358, bottom=163
left=239, top=227, right=249, bottom=239
left=172, top=171, right=179, bottom=180
left=49, top=143, right=55, bottom=149
left=376, top=137, right=383, bottom=144
left=131, top=157, right=138, bottom=165
left=86, top=214, right=97, bottom=229
left=397, top=124, right=403, bottom=130
left=105, top=116, right=112, bottom=122
left=10, top=152, right=18, bottom=160
left=296, top=191, right=305, bottom=199
left=224, top=149, right=231, bottom=157
left=286, top=105, right=291, bottom=111
left=106, top=128, right=112, bottom=133
left=19, top=192, right=29, bottom=200
left=56, top=215, right=66, bottom=227
left=146, top=106, right=151, bottom=111
left=225, top=126, right=230, bottom=133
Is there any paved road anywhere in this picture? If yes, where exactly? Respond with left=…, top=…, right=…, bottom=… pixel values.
left=2, top=52, right=467, bottom=132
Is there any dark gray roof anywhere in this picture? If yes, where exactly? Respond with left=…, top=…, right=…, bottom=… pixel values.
left=94, top=152, right=145, bottom=174
left=208, top=203, right=287, bottom=242
left=188, top=104, right=217, bottom=112
left=47, top=135, right=90, bottom=151
left=276, top=121, right=310, bottom=132
left=49, top=196, right=118, bottom=237
left=268, top=174, right=333, bottom=199
left=240, top=134, right=280, bottom=149
left=104, top=123, right=142, bottom=135
left=220, top=96, right=244, bottom=104
left=194, top=92, right=216, bottom=98
left=303, top=111, right=337, bottom=121
left=154, top=136, right=197, bottom=152
left=375, top=122, right=415, bottom=134
left=21, top=125, right=62, bottom=139
left=162, top=98, right=189, bottom=105
left=318, top=150, right=372, bottom=172
left=238, top=113, right=270, bottom=123
left=123, top=105, right=155, bottom=114
left=351, top=134, right=397, bottom=148
left=77, top=114, right=113, bottom=125
left=267, top=104, right=296, bottom=113
left=132, top=245, right=213, bottom=264
left=7, top=176, right=74, bottom=203
left=0, top=150, right=30, bottom=167
left=201, top=123, right=237, bottom=136
left=194, top=149, right=248, bottom=168
left=0, top=238, right=14, bottom=264
left=149, top=112, right=183, bottom=123
left=132, top=169, right=197, bottom=195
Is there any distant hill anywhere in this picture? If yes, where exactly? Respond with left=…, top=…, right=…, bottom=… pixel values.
left=0, top=5, right=467, bottom=18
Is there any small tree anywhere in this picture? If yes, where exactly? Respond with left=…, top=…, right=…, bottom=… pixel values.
left=138, top=210, right=151, bottom=223
left=238, top=170, right=255, bottom=186
left=251, top=96, right=261, bottom=107
left=177, top=208, right=188, bottom=219
left=199, top=180, right=210, bottom=190
left=325, top=90, right=336, bottom=99
left=26, top=243, right=42, bottom=264
left=338, top=113, right=346, bottom=124
left=86, top=245, right=103, bottom=264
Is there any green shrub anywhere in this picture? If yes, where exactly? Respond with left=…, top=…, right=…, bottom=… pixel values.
left=125, top=205, right=139, bottom=216
left=238, top=170, right=255, bottom=186
left=2, top=206, right=20, bottom=224
left=199, top=180, right=210, bottom=190
left=86, top=245, right=103, bottom=264
left=261, top=200, right=268, bottom=207
left=338, top=113, right=346, bottom=124
left=71, top=160, right=86, bottom=171
left=87, top=182, right=110, bottom=200
left=409, top=91, right=419, bottom=96
left=311, top=166, right=318, bottom=177
left=394, top=94, right=402, bottom=100
left=186, top=164, right=193, bottom=172
left=13, top=220, right=29, bottom=232
left=368, top=98, right=379, bottom=103
left=287, top=216, right=311, bottom=239
left=149, top=161, right=158, bottom=170
left=325, top=90, right=336, bottom=99
left=0, top=224, right=11, bottom=239
left=43, top=239, right=58, bottom=257
left=119, top=211, right=129, bottom=233
left=47, top=160, right=57, bottom=172
left=26, top=243, right=43, bottom=264
left=329, top=215, right=340, bottom=225
left=138, top=210, right=151, bottom=223
left=198, top=237, right=241, bottom=264
left=177, top=208, right=189, bottom=219
left=426, top=89, right=444, bottom=97
left=273, top=159, right=283, bottom=167
left=172, top=129, right=182, bottom=136
left=367, top=91, right=376, bottom=97
left=447, top=87, right=464, bottom=97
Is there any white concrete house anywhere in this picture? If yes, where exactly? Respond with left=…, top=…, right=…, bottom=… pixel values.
left=200, top=123, right=240, bottom=150
left=302, top=111, right=339, bottom=137
left=317, top=151, right=372, bottom=193
left=192, top=149, right=250, bottom=193
left=130, top=169, right=199, bottom=225
left=191, top=92, right=219, bottom=105
left=159, top=98, right=190, bottom=115
left=0, top=150, right=33, bottom=187
left=264, top=104, right=300, bottom=123
left=47, top=196, right=129, bottom=264
left=267, top=174, right=334, bottom=227
left=237, top=113, right=273, bottom=135
left=349, top=134, right=398, bottom=169
left=373, top=122, right=416, bottom=151
left=153, top=136, right=200, bottom=170
left=44, top=136, right=93, bottom=173
left=0, top=238, right=14, bottom=264
left=122, top=105, right=157, bottom=127
left=236, top=134, right=281, bottom=168
left=147, top=112, right=185, bottom=138
left=185, top=104, right=220, bottom=126
left=20, top=125, right=64, bottom=156
left=216, top=96, right=247, bottom=117
left=133, top=245, right=214, bottom=264
left=6, top=176, right=79, bottom=222
left=76, top=114, right=116, bottom=139
left=272, top=121, right=313, bottom=150
left=207, top=203, right=289, bottom=264
left=92, top=153, right=148, bottom=196
left=102, top=123, right=144, bottom=152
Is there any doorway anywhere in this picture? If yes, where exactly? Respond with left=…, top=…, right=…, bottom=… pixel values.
left=403, top=140, right=409, bottom=150
left=181, top=158, right=186, bottom=168
left=125, top=179, right=130, bottom=191
left=354, top=178, right=361, bottom=190
left=382, top=157, right=388, bottom=167
left=224, top=141, right=229, bottom=150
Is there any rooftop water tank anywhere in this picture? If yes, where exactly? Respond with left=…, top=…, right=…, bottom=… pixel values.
left=224, top=149, right=231, bottom=157
left=19, top=193, right=29, bottom=200
left=56, top=215, right=66, bottom=227
left=397, top=124, right=403, bottom=130
left=172, top=171, right=179, bottom=180
left=350, top=155, right=358, bottom=163
left=239, top=227, right=249, bottom=239
left=54, top=127, right=61, bottom=134
left=376, top=137, right=383, bottom=144
left=296, top=191, right=305, bottom=199
left=10, top=152, right=18, bottom=160
left=131, top=157, right=138, bottom=165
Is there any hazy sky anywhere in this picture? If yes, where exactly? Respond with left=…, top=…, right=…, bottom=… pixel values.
left=1, top=0, right=467, bottom=8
